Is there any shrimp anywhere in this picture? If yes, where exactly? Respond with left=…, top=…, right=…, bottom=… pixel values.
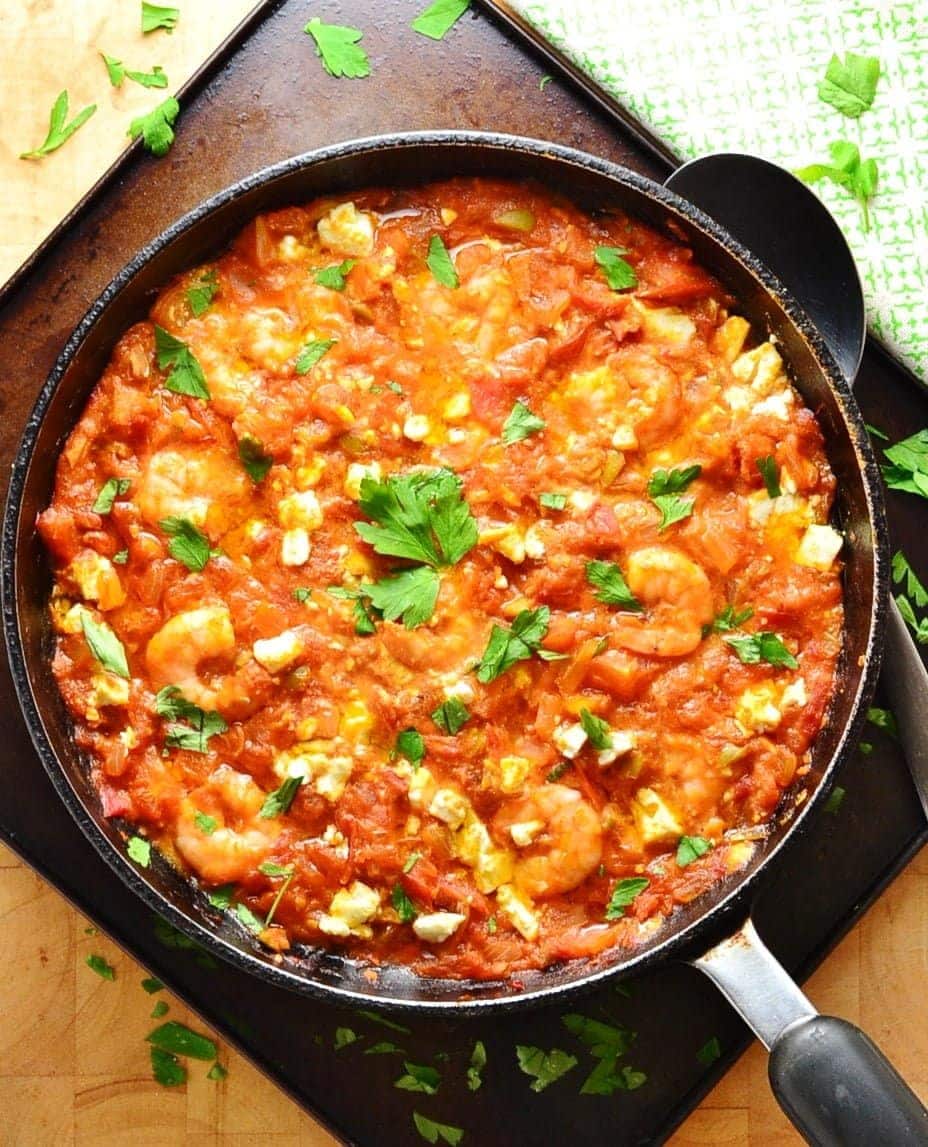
left=611, top=546, right=713, bottom=657
left=175, top=764, right=278, bottom=883
left=613, top=348, right=682, bottom=448
left=494, top=784, right=603, bottom=899
left=145, top=604, right=272, bottom=718
left=137, top=445, right=250, bottom=534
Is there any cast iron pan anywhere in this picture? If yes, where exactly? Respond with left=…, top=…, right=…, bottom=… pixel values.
left=3, top=132, right=926, bottom=1144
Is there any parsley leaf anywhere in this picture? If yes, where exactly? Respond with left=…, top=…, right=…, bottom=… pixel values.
left=580, top=1056, right=647, bottom=1095
left=403, top=853, right=421, bottom=874
left=706, top=604, right=754, bottom=634
left=579, top=707, right=612, bottom=751
left=516, top=1045, right=578, bottom=1092
left=723, top=631, right=798, bottom=669
left=897, top=594, right=928, bottom=644
left=426, top=235, right=459, bottom=288
left=141, top=977, right=164, bottom=994
left=328, top=585, right=379, bottom=635
left=412, top=0, right=470, bottom=39
left=142, top=3, right=179, bottom=34
left=431, top=697, right=470, bottom=735
left=648, top=465, right=700, bottom=530
left=295, top=337, right=336, bottom=374
left=151, top=1046, right=186, bottom=1087
left=756, top=455, right=781, bottom=498
left=892, top=551, right=928, bottom=608
left=194, top=812, right=217, bottom=836
left=366, top=566, right=441, bottom=629
left=546, top=760, right=571, bottom=783
left=867, top=707, right=898, bottom=739
left=92, top=477, right=131, bottom=514
left=113, top=549, right=129, bottom=564
left=156, top=686, right=228, bottom=753
left=396, top=1061, right=440, bottom=1094
left=392, top=884, right=418, bottom=924
left=365, top=1041, right=405, bottom=1055
left=396, top=728, right=425, bottom=767
left=186, top=269, right=219, bottom=316
left=866, top=422, right=889, bottom=442
left=314, top=260, right=356, bottom=290
left=795, top=140, right=879, bottom=231
left=354, top=468, right=478, bottom=568
left=585, top=559, right=642, bottom=611
left=412, top=1113, right=463, bottom=1146
left=502, top=400, right=545, bottom=445
left=158, top=516, right=212, bottom=571
left=883, top=432, right=928, bottom=497
left=86, top=953, right=116, bottom=980
left=20, top=90, right=96, bottom=160
left=605, top=876, right=649, bottom=920
left=153, top=325, right=209, bottom=398
left=475, top=605, right=551, bottom=683
left=356, top=1009, right=412, bottom=1034
left=562, top=1013, right=634, bottom=1058
left=676, top=835, right=712, bottom=867
left=335, top=1026, right=359, bottom=1049
left=259, top=776, right=303, bottom=819
left=151, top=999, right=169, bottom=1019
left=304, top=18, right=371, bottom=79
left=127, top=836, right=151, bottom=866
left=147, top=1020, right=217, bottom=1061
left=594, top=245, right=638, bottom=291
left=293, top=587, right=312, bottom=603
left=235, top=902, right=263, bottom=934
left=818, top=52, right=881, bottom=118
left=467, top=1040, right=486, bottom=1091
left=697, top=1036, right=722, bottom=1067
left=128, top=96, right=180, bottom=157
left=824, top=786, right=846, bottom=814
left=208, top=884, right=234, bottom=910
left=81, top=612, right=130, bottom=678
left=539, top=492, right=566, bottom=511
left=237, top=435, right=273, bottom=483
left=105, top=56, right=168, bottom=89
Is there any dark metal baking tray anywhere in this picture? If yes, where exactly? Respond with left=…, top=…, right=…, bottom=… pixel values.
left=1, top=2, right=925, bottom=1143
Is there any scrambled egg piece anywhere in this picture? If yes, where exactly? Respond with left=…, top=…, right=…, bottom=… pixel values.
left=275, top=742, right=353, bottom=802
left=495, top=884, right=539, bottom=941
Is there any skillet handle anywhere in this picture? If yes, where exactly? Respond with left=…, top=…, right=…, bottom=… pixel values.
left=692, top=918, right=928, bottom=1146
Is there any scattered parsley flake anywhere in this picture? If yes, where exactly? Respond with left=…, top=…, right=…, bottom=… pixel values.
left=356, top=1009, right=411, bottom=1034
left=723, top=631, right=798, bottom=669
left=865, top=422, right=889, bottom=441
left=151, top=999, right=169, bottom=1019
left=396, top=728, right=426, bottom=768
left=539, top=74, right=553, bottom=90
left=605, top=877, right=649, bottom=920
left=102, top=54, right=126, bottom=86
left=539, top=492, right=566, bottom=511
left=207, top=1062, right=228, bottom=1081
left=431, top=696, right=470, bottom=735
left=194, top=812, right=217, bottom=836
left=141, top=3, right=179, bottom=34
left=412, top=0, right=470, bottom=40
left=580, top=1056, right=647, bottom=1095
left=892, top=551, right=928, bottom=608
left=882, top=430, right=928, bottom=498
left=896, top=595, right=928, bottom=643
left=426, top=235, right=459, bottom=288
left=158, top=516, right=211, bottom=571
left=412, top=1112, right=463, bottom=1146
left=387, top=381, right=404, bottom=395
left=151, top=1046, right=186, bottom=1087
left=20, top=90, right=96, bottom=160
left=113, top=549, right=129, bottom=564
left=696, top=1036, right=722, bottom=1067
left=562, top=1013, right=634, bottom=1058
left=208, top=884, right=234, bottom=910
left=126, top=64, right=168, bottom=89
left=128, top=96, right=180, bottom=157
left=756, top=455, right=781, bottom=498
left=314, top=259, right=356, bottom=290
left=475, top=605, right=551, bottom=683
left=259, top=775, right=303, bottom=818
left=859, top=741, right=873, bottom=756
left=585, top=559, right=641, bottom=611
left=594, top=245, right=637, bottom=291
left=304, top=17, right=371, bottom=78
left=502, top=400, right=545, bottom=445
left=92, top=477, right=130, bottom=515
left=396, top=1061, right=441, bottom=1094
left=186, top=269, right=219, bottom=316
left=546, top=761, right=571, bottom=783
left=706, top=604, right=754, bottom=634
left=795, top=140, right=879, bottom=231
left=818, top=52, right=881, bottom=118
left=335, top=1026, right=360, bottom=1049
left=295, top=337, right=336, bottom=375
left=676, top=835, right=712, bottom=867
left=866, top=706, right=898, bottom=738
left=516, top=1045, right=578, bottom=1092
left=237, top=435, right=273, bottom=483
left=86, top=954, right=116, bottom=980
left=147, top=1020, right=217, bottom=1062
left=156, top=685, right=227, bottom=753
left=81, top=611, right=130, bottom=678
left=153, top=325, right=209, bottom=398
left=127, top=836, right=151, bottom=866
left=141, top=977, right=164, bottom=994
left=293, top=587, right=312, bottom=603
left=466, top=1040, right=486, bottom=1091
left=486, top=916, right=498, bottom=934
left=234, top=902, right=263, bottom=934
left=365, top=1041, right=405, bottom=1055
left=392, top=883, right=418, bottom=923
left=824, top=786, right=846, bottom=814
left=579, top=707, right=612, bottom=751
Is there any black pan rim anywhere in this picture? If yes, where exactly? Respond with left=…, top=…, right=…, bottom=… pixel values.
left=1, top=129, right=890, bottom=1013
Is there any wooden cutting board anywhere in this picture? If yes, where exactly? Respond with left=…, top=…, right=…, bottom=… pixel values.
left=1, top=4, right=926, bottom=1144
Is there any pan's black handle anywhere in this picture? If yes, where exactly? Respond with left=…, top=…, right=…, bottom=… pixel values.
left=693, top=918, right=928, bottom=1146
left=769, top=1015, right=928, bottom=1145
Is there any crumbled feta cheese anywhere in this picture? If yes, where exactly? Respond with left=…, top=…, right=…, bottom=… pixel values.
left=280, top=528, right=311, bottom=567
left=781, top=677, right=808, bottom=709
left=454, top=812, right=514, bottom=893
left=552, top=722, right=588, bottom=760
left=480, top=523, right=526, bottom=564
left=568, top=490, right=596, bottom=512
left=795, top=523, right=843, bottom=571
left=344, top=461, right=382, bottom=499
left=509, top=819, right=545, bottom=847
left=731, top=341, right=784, bottom=392
left=597, top=730, right=637, bottom=767
left=252, top=628, right=304, bottom=674
left=90, top=673, right=130, bottom=709
left=714, top=315, right=751, bottom=362
left=277, top=234, right=308, bottom=261
left=495, top=884, right=539, bottom=940
left=318, top=881, right=380, bottom=938
left=443, top=392, right=471, bottom=421
left=317, top=202, right=375, bottom=258
left=497, top=755, right=531, bottom=794
left=632, top=787, right=684, bottom=845
left=67, top=552, right=125, bottom=611
left=610, top=424, right=638, bottom=451
left=442, top=677, right=475, bottom=703
left=119, top=726, right=138, bottom=750
left=523, top=524, right=546, bottom=560
left=408, top=766, right=436, bottom=809
left=402, top=414, right=431, bottom=441
left=447, top=428, right=468, bottom=444
left=412, top=911, right=466, bottom=943
left=274, top=743, right=353, bottom=802
left=322, top=823, right=349, bottom=859
left=278, top=489, right=323, bottom=531
left=51, top=598, right=85, bottom=634
left=752, top=389, right=794, bottom=421
left=736, top=684, right=783, bottom=733
left=634, top=302, right=695, bottom=346
left=723, top=385, right=753, bottom=412
left=429, top=788, right=469, bottom=830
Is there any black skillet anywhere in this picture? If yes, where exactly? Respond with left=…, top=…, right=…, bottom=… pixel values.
left=3, top=132, right=926, bottom=1145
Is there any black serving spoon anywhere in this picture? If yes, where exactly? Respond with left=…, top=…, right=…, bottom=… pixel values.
left=666, top=153, right=928, bottom=824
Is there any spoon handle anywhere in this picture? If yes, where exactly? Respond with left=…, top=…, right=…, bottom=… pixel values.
left=882, top=598, right=928, bottom=821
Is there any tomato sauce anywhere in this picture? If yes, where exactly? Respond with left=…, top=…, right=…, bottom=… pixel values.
left=38, top=179, right=843, bottom=979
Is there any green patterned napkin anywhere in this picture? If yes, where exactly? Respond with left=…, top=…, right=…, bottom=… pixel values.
left=508, top=0, right=928, bottom=382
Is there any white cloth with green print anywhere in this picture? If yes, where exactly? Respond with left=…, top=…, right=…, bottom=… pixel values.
left=509, top=0, right=928, bottom=383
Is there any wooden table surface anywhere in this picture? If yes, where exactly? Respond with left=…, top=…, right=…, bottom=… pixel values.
left=1, top=3, right=926, bottom=1144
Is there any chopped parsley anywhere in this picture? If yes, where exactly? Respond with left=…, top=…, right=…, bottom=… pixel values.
left=127, top=836, right=151, bottom=866
left=129, top=96, right=180, bottom=157
left=795, top=140, right=879, bottom=231
left=151, top=999, right=169, bottom=1019
left=539, top=75, right=553, bottom=90
left=92, top=477, right=130, bottom=514
left=207, top=1062, right=228, bottom=1081
left=295, top=337, right=336, bottom=375
left=141, top=3, right=179, bottom=34
left=259, top=775, right=303, bottom=818
left=539, top=492, right=567, bottom=511
left=20, top=90, right=96, bottom=160
left=431, top=697, right=470, bottom=735
left=335, top=1027, right=359, bottom=1049
left=594, top=245, right=637, bottom=291
left=412, top=1113, right=463, bottom=1146
left=158, top=516, right=212, bottom=571
left=579, top=707, right=612, bottom=751
left=466, top=1040, right=486, bottom=1091
left=516, top=1045, right=578, bottom=1092
left=102, top=55, right=168, bottom=89
left=208, top=884, right=234, bottom=910
left=502, top=400, right=545, bottom=445
left=676, top=835, right=712, bottom=867
left=365, top=1041, right=405, bottom=1055
left=581, top=1059, right=647, bottom=1094
left=824, top=786, right=846, bottom=814
left=141, top=977, right=164, bottom=994
left=194, top=812, right=217, bottom=836
left=396, top=1061, right=441, bottom=1094
left=235, top=902, right=263, bottom=934
left=723, top=631, right=798, bottom=669
left=605, top=876, right=649, bottom=920
left=882, top=430, right=928, bottom=497
left=426, top=235, right=459, bottom=288
left=86, top=954, right=116, bottom=980
left=866, top=706, right=898, bottom=738
left=327, top=585, right=379, bottom=635
left=892, top=550, right=928, bottom=643
left=412, top=0, right=470, bottom=40
left=392, top=884, right=418, bottom=923
left=648, top=464, right=701, bottom=531
left=756, top=455, right=781, bottom=498
left=486, top=915, right=498, bottom=934
left=113, top=549, right=129, bottom=564
left=147, top=1020, right=217, bottom=1061
left=403, top=852, right=422, bottom=874
left=585, top=559, right=642, bottom=610
left=187, top=269, right=219, bottom=316
left=151, top=1047, right=186, bottom=1087
left=314, top=259, right=356, bottom=290
left=818, top=52, right=881, bottom=118
left=156, top=686, right=227, bottom=753
left=237, top=435, right=273, bottom=483
left=562, top=1013, right=643, bottom=1095
left=396, top=728, right=426, bottom=767
left=696, top=1036, right=722, bottom=1067
left=153, top=325, right=209, bottom=398
left=293, top=587, right=312, bottom=603
left=866, top=422, right=889, bottom=441
left=304, top=17, right=371, bottom=79
left=475, top=605, right=553, bottom=683
left=356, top=1009, right=412, bottom=1034
left=81, top=611, right=130, bottom=678
left=706, top=604, right=754, bottom=634
left=546, top=760, right=571, bottom=783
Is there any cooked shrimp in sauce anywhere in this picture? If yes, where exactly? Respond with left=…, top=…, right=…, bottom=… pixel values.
left=39, top=180, right=844, bottom=979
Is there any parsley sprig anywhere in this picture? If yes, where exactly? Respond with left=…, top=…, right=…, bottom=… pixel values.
left=129, top=97, right=180, bottom=157
left=723, top=631, right=798, bottom=669
left=605, top=877, right=649, bottom=920
left=412, top=0, right=471, bottom=40
left=647, top=465, right=701, bottom=530
left=21, top=90, right=96, bottom=160
left=81, top=611, right=130, bottom=679
left=475, top=605, right=558, bottom=683
left=817, top=52, right=881, bottom=118
left=155, top=686, right=227, bottom=753
left=796, top=141, right=879, bottom=232
left=594, top=245, right=638, bottom=291
left=154, top=325, right=209, bottom=398
left=304, top=18, right=371, bottom=79
left=585, top=559, right=642, bottom=611
left=502, top=400, right=545, bottom=445
left=893, top=550, right=928, bottom=643
left=882, top=429, right=928, bottom=498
